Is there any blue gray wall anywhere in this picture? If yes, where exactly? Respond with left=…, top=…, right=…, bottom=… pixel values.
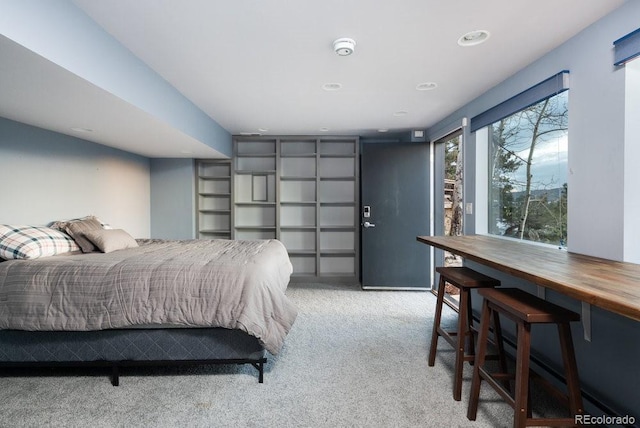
left=0, top=117, right=151, bottom=237
left=426, top=1, right=640, bottom=418
left=150, top=158, right=196, bottom=239
left=0, top=118, right=199, bottom=240
left=0, top=0, right=231, bottom=157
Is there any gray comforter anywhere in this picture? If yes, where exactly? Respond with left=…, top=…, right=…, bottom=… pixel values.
left=0, top=239, right=296, bottom=354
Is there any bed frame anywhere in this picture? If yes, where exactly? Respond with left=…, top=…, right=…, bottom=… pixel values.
left=0, top=327, right=267, bottom=385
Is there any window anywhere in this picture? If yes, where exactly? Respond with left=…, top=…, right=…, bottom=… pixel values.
left=487, top=92, right=568, bottom=246
left=443, top=132, right=463, bottom=265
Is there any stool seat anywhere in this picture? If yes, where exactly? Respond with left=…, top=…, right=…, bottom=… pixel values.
left=435, top=267, right=501, bottom=289
left=478, top=288, right=581, bottom=324
left=429, top=266, right=503, bottom=401
left=468, top=288, right=584, bottom=428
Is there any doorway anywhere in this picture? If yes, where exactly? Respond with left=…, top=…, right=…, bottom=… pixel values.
left=360, top=142, right=430, bottom=289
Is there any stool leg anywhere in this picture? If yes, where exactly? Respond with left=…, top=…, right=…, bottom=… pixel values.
left=453, top=288, right=469, bottom=401
left=467, top=298, right=491, bottom=421
left=428, top=276, right=447, bottom=366
left=558, top=322, right=584, bottom=418
left=491, top=309, right=510, bottom=393
left=466, top=291, right=475, bottom=363
left=513, top=322, right=532, bottom=428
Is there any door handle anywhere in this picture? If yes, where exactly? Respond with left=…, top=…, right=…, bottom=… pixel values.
left=363, top=221, right=376, bottom=228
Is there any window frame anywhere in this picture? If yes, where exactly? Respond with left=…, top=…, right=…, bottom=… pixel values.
left=471, top=72, right=570, bottom=247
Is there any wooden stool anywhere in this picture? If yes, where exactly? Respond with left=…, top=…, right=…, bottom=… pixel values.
left=428, top=266, right=502, bottom=401
left=467, top=288, right=584, bottom=428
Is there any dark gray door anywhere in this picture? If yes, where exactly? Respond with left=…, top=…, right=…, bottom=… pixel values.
left=361, top=142, right=431, bottom=289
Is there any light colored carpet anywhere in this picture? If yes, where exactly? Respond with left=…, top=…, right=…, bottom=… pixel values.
left=0, top=283, right=561, bottom=427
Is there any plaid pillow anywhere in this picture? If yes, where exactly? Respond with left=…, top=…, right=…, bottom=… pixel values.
left=0, top=225, right=81, bottom=260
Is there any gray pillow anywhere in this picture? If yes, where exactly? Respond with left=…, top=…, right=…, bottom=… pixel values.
left=84, top=229, right=139, bottom=253
left=65, top=217, right=104, bottom=253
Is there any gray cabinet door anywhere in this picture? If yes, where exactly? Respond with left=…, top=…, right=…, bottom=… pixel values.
left=361, top=142, right=431, bottom=289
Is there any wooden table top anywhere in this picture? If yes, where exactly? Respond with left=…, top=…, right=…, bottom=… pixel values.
left=416, top=234, right=640, bottom=322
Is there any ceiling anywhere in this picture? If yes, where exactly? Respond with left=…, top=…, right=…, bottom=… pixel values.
left=0, top=1, right=626, bottom=157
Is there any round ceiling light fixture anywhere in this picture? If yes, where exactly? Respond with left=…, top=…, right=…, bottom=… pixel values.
left=70, top=127, right=93, bottom=133
left=416, top=82, right=438, bottom=91
left=457, top=30, right=490, bottom=47
left=322, top=82, right=342, bottom=91
left=333, top=38, right=356, bottom=56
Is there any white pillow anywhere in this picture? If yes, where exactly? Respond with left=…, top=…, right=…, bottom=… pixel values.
left=0, top=225, right=81, bottom=260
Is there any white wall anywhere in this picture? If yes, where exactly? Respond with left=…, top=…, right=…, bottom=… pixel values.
left=624, top=60, right=640, bottom=263
left=562, top=17, right=626, bottom=260
left=0, top=117, right=150, bottom=238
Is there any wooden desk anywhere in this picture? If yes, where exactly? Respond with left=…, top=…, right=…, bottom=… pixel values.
left=416, top=234, right=640, bottom=322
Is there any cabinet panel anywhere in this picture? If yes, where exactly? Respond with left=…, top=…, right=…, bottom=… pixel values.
left=290, top=255, right=317, bottom=275
left=199, top=195, right=230, bottom=211
left=280, top=229, right=316, bottom=251
left=235, top=205, right=276, bottom=227
left=281, top=205, right=316, bottom=227
left=198, top=163, right=231, bottom=177
left=198, top=212, right=230, bottom=231
left=320, top=255, right=355, bottom=275
left=236, top=141, right=276, bottom=155
left=235, top=229, right=276, bottom=240
left=281, top=180, right=316, bottom=202
left=281, top=157, right=316, bottom=177
left=199, top=179, right=230, bottom=194
left=319, top=180, right=355, bottom=203
left=320, top=230, right=355, bottom=250
left=236, top=157, right=276, bottom=172
left=235, top=174, right=276, bottom=203
left=281, top=140, right=316, bottom=155
left=320, top=140, right=356, bottom=156
left=319, top=157, right=355, bottom=177
left=320, top=205, right=355, bottom=226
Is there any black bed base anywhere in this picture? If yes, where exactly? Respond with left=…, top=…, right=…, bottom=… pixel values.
left=0, top=328, right=268, bottom=385
left=0, top=357, right=267, bottom=386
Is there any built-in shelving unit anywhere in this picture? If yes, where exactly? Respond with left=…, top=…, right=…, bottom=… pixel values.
left=317, top=139, right=358, bottom=279
left=196, top=159, right=232, bottom=239
left=234, top=139, right=277, bottom=240
left=232, top=136, right=359, bottom=282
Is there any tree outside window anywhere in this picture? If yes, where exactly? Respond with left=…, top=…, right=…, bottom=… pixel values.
left=488, top=92, right=568, bottom=246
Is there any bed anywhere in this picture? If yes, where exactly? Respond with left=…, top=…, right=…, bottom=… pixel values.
left=0, top=225, right=297, bottom=385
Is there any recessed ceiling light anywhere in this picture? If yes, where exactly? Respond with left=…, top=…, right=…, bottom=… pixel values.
left=416, top=82, right=438, bottom=91
left=70, top=127, right=93, bottom=133
left=319, top=127, right=330, bottom=132
left=322, top=83, right=342, bottom=91
left=457, top=30, right=490, bottom=47
left=393, top=111, right=408, bottom=117
left=378, top=129, right=389, bottom=133
left=258, top=128, right=269, bottom=133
